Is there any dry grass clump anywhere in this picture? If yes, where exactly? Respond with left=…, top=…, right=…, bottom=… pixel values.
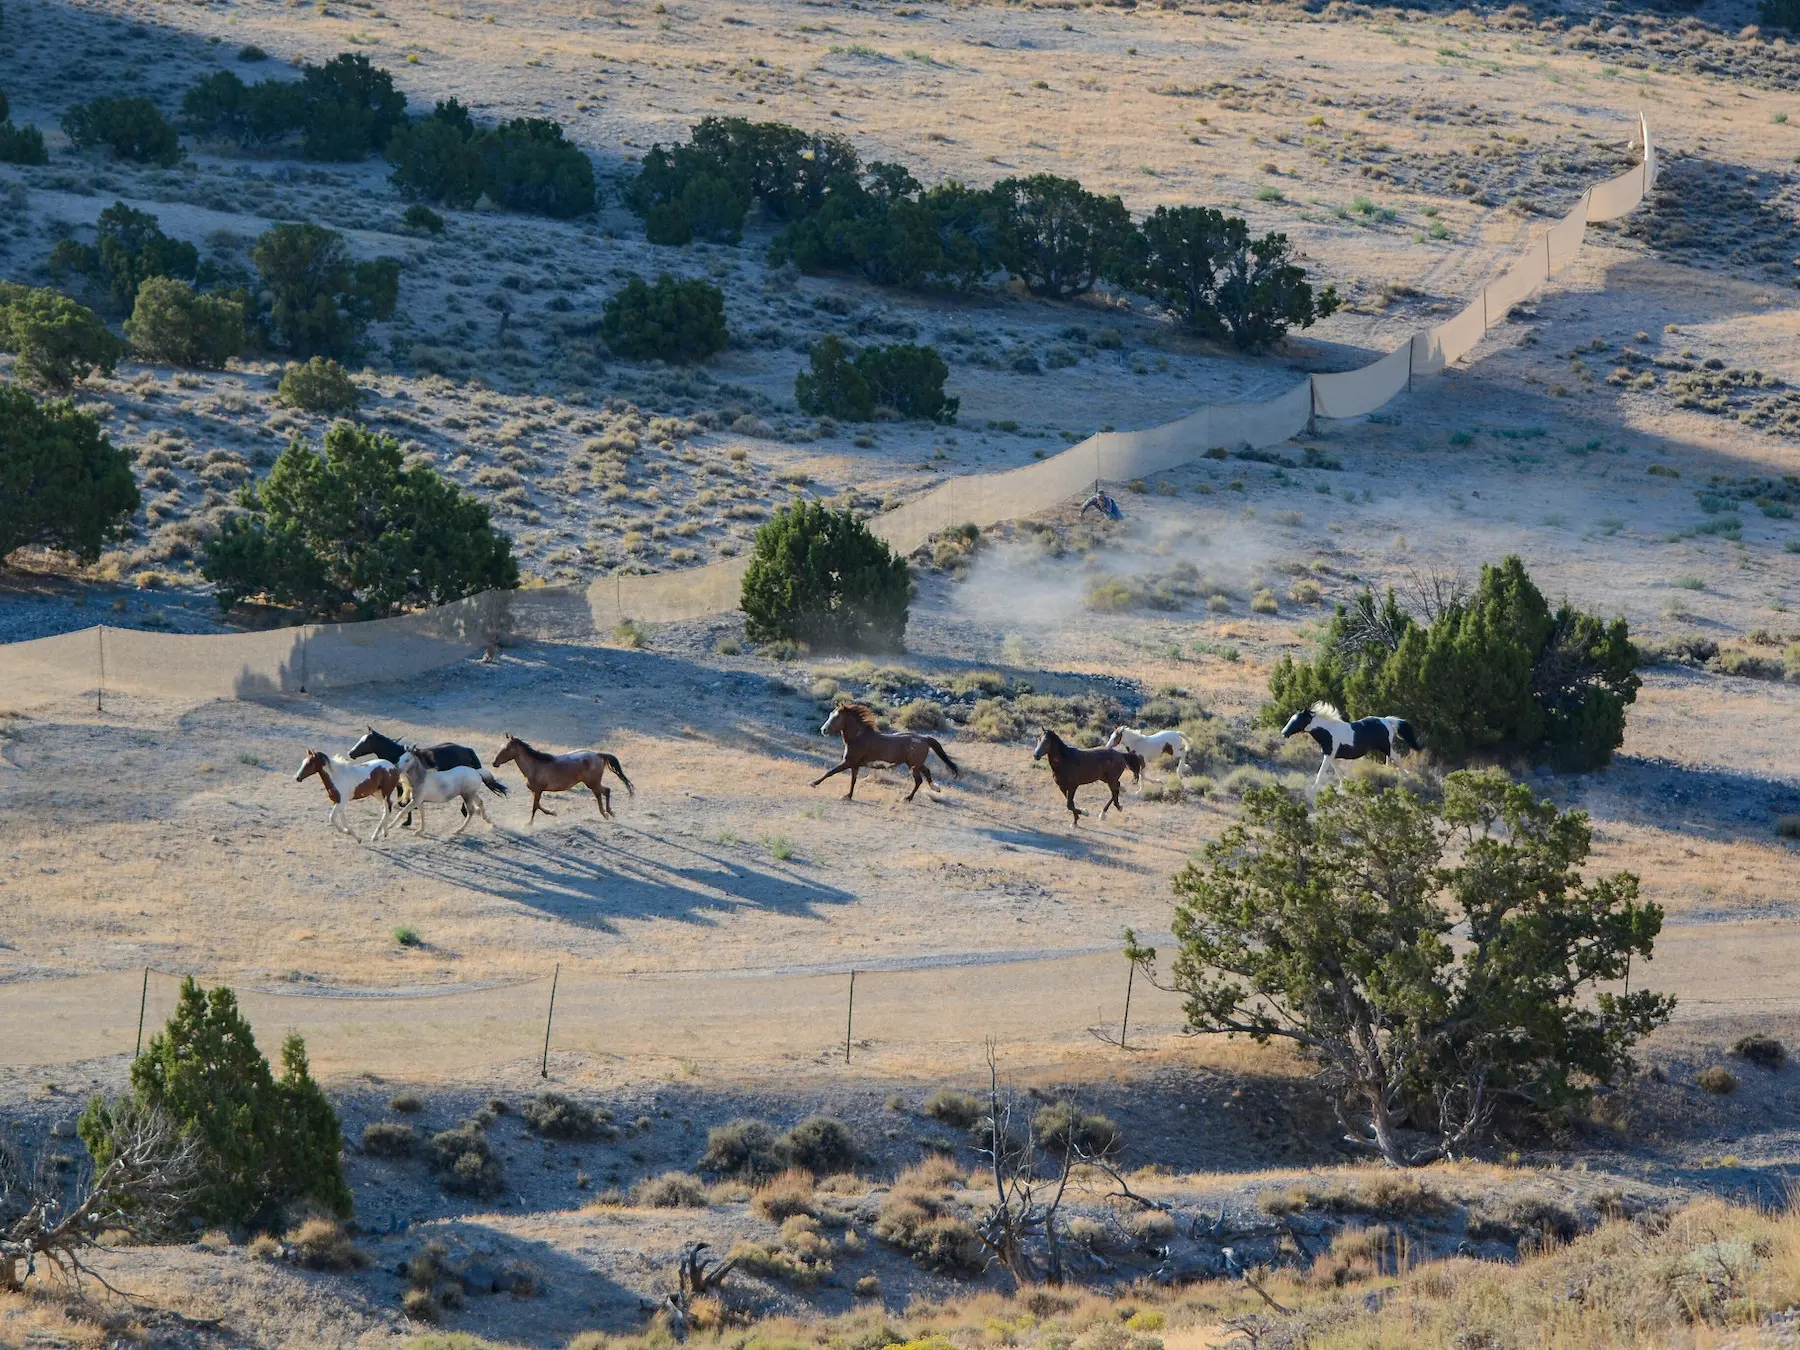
left=700, top=1117, right=788, bottom=1179
left=630, top=1171, right=710, bottom=1208
left=1263, top=1173, right=1448, bottom=1222
left=284, top=1217, right=369, bottom=1272
left=1698, top=1065, right=1739, bottom=1095
left=752, top=1168, right=819, bottom=1221
left=728, top=1214, right=836, bottom=1287
left=874, top=1161, right=984, bottom=1274
left=520, top=1091, right=616, bottom=1141
left=388, top=1092, right=425, bottom=1114
left=1465, top=1193, right=1582, bottom=1248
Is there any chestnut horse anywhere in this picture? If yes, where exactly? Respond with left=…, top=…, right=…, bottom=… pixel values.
left=1032, top=728, right=1142, bottom=826
left=815, top=703, right=959, bottom=801
left=494, top=734, right=634, bottom=824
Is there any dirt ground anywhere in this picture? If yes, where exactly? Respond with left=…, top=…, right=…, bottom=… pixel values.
left=5, top=0, right=1800, bottom=1341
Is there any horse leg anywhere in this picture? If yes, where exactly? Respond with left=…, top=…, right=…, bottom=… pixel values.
left=906, top=766, right=924, bottom=802
left=845, top=765, right=859, bottom=800
left=1064, top=787, right=1085, bottom=826
left=1105, top=777, right=1124, bottom=816
left=920, top=762, right=939, bottom=792
left=472, top=792, right=493, bottom=828
left=450, top=794, right=475, bottom=836
left=589, top=779, right=611, bottom=818
left=811, top=761, right=848, bottom=789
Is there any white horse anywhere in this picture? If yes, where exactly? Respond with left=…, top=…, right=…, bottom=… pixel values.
left=295, top=750, right=404, bottom=841
left=1280, top=702, right=1419, bottom=796
left=375, top=750, right=506, bottom=841
left=1105, top=726, right=1191, bottom=766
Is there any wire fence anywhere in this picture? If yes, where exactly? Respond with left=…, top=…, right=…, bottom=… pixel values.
left=1, top=950, right=1193, bottom=1081
left=0, top=119, right=1658, bottom=712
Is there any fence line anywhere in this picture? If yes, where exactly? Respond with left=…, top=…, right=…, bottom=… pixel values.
left=0, top=951, right=1188, bottom=1080
left=0, top=117, right=1656, bottom=710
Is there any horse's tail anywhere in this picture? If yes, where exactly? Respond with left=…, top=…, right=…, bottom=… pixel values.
left=480, top=770, right=508, bottom=796
left=600, top=752, right=635, bottom=796
left=1125, top=749, right=1145, bottom=783
left=926, top=738, right=960, bottom=777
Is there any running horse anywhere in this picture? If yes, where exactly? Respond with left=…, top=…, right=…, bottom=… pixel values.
left=348, top=726, right=495, bottom=827
left=294, top=750, right=404, bottom=841
left=814, top=703, right=959, bottom=801
left=1281, top=702, right=1420, bottom=795
left=1033, top=728, right=1142, bottom=826
left=494, top=734, right=634, bottom=824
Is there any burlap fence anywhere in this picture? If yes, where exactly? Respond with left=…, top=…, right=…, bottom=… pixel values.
left=0, top=951, right=1188, bottom=1080
left=0, top=119, right=1656, bottom=710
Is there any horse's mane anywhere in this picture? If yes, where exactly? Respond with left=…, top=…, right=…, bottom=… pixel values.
left=1309, top=701, right=1345, bottom=721
left=505, top=734, right=548, bottom=760
left=838, top=703, right=879, bottom=732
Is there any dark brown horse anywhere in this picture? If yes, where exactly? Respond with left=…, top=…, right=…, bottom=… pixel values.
left=1032, top=728, right=1142, bottom=826
left=814, top=703, right=959, bottom=801
left=494, top=734, right=634, bottom=824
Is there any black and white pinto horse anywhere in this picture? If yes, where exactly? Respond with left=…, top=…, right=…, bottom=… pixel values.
left=1281, top=702, right=1420, bottom=795
left=349, top=726, right=496, bottom=825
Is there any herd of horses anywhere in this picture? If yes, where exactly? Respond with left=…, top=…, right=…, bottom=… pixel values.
left=295, top=700, right=1418, bottom=842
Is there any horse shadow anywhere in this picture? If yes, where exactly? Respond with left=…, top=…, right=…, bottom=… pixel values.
left=373, top=819, right=856, bottom=931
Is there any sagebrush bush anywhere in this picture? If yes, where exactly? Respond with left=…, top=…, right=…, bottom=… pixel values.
left=1732, top=1033, right=1787, bottom=1069
left=402, top=203, right=446, bottom=234
left=0, top=281, right=126, bottom=390
left=600, top=274, right=727, bottom=363
left=0, top=384, right=138, bottom=563
left=873, top=1161, right=983, bottom=1274
left=520, top=1091, right=614, bottom=1140
left=1697, top=1065, right=1738, bottom=1095
left=1265, top=556, right=1640, bottom=771
left=699, top=1118, right=788, bottom=1179
left=741, top=500, right=910, bottom=651
left=630, top=1170, right=710, bottom=1207
left=126, top=277, right=244, bottom=369
left=427, top=1118, right=504, bottom=1196
left=783, top=1116, right=857, bottom=1175
left=361, top=1121, right=417, bottom=1158
left=78, top=977, right=351, bottom=1225
left=1031, top=1102, right=1121, bottom=1159
left=275, top=356, right=360, bottom=414
left=922, top=1088, right=984, bottom=1130
left=62, top=96, right=182, bottom=165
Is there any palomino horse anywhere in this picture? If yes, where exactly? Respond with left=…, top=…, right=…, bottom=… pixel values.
left=1280, top=702, right=1419, bottom=796
left=814, top=703, right=959, bottom=802
left=1032, top=728, right=1143, bottom=826
left=375, top=751, right=506, bottom=841
left=493, top=734, right=634, bottom=824
left=295, top=750, right=403, bottom=841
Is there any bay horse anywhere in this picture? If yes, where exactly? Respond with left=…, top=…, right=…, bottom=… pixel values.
left=1281, top=702, right=1419, bottom=796
left=493, top=734, right=634, bottom=824
left=375, top=750, right=506, bottom=841
left=1032, top=728, right=1142, bottom=826
left=814, top=703, right=959, bottom=802
left=295, top=750, right=403, bottom=841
